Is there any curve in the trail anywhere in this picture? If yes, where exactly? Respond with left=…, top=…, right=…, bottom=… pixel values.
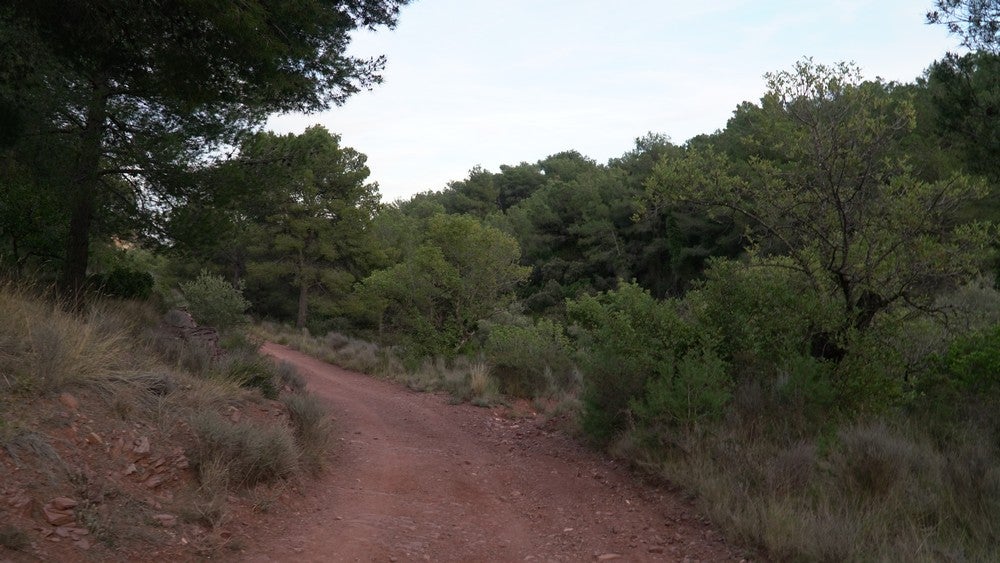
left=238, top=342, right=741, bottom=563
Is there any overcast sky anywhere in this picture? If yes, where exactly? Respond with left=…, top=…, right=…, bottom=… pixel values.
left=267, top=0, right=961, bottom=202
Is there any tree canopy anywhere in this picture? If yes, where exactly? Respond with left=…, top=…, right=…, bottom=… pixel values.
left=0, top=0, right=408, bottom=295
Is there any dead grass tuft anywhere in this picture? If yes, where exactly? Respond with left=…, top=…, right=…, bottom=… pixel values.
left=282, top=393, right=334, bottom=473
left=190, top=410, right=298, bottom=488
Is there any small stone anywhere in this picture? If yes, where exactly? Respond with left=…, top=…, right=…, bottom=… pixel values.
left=42, top=505, right=75, bottom=526
left=111, top=437, right=125, bottom=456
left=597, top=555, right=622, bottom=561
left=50, top=497, right=77, bottom=510
left=86, top=432, right=103, bottom=445
left=124, top=464, right=138, bottom=476
left=145, top=474, right=167, bottom=489
left=74, top=538, right=91, bottom=550
left=58, top=393, right=79, bottom=411
left=174, top=456, right=189, bottom=469
left=133, top=436, right=151, bottom=457
left=54, top=526, right=74, bottom=538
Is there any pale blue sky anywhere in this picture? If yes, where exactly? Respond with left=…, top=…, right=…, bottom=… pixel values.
left=268, top=1, right=962, bottom=202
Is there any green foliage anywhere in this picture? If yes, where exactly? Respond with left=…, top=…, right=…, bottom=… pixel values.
left=360, top=213, right=529, bottom=356
left=483, top=318, right=574, bottom=397
left=567, top=282, right=699, bottom=443
left=936, top=323, right=1000, bottom=396
left=216, top=349, right=278, bottom=399
left=630, top=344, right=732, bottom=436
left=688, top=257, right=838, bottom=374
left=89, top=267, right=154, bottom=300
left=647, top=59, right=994, bottom=337
left=927, top=0, right=1000, bottom=53
left=180, top=272, right=250, bottom=330
left=2, top=0, right=409, bottom=292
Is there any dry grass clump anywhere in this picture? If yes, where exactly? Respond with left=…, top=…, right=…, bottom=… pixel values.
left=641, top=418, right=1000, bottom=562
left=0, top=285, right=134, bottom=392
left=275, top=360, right=306, bottom=392
left=467, top=362, right=501, bottom=406
left=189, top=411, right=298, bottom=488
left=282, top=393, right=334, bottom=473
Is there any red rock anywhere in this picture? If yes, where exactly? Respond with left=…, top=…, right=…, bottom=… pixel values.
left=58, top=393, right=79, bottom=411
left=145, top=474, right=167, bottom=489
left=111, top=437, right=125, bottom=457
left=43, top=505, right=75, bottom=526
left=50, top=497, right=77, bottom=510
left=132, top=436, right=151, bottom=457
left=86, top=432, right=103, bottom=445
left=74, top=538, right=91, bottom=550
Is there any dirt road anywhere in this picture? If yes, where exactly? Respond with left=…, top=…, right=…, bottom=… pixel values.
left=241, top=343, right=742, bottom=562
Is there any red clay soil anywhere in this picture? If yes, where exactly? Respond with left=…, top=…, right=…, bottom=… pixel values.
left=236, top=343, right=747, bottom=563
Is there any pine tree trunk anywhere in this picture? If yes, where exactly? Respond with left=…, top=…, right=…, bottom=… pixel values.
left=60, top=82, right=108, bottom=300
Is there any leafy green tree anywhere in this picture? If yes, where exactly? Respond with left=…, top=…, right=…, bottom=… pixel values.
left=647, top=60, right=994, bottom=341
left=245, top=127, right=379, bottom=329
left=1, top=0, right=408, bottom=295
left=360, top=214, right=529, bottom=355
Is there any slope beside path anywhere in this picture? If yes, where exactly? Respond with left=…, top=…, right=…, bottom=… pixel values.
left=237, top=342, right=743, bottom=562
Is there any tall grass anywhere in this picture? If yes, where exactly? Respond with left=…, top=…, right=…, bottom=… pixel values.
left=0, top=285, right=137, bottom=392
left=282, top=393, right=335, bottom=473
left=621, top=412, right=1000, bottom=562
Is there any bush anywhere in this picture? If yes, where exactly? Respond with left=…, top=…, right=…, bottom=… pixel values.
left=630, top=343, right=732, bottom=439
left=687, top=257, right=837, bottom=375
left=89, top=267, right=155, bottom=300
left=937, top=323, right=1000, bottom=396
left=567, top=282, right=698, bottom=443
left=189, top=411, right=297, bottom=487
left=282, top=393, right=334, bottom=473
left=275, top=361, right=306, bottom=392
left=483, top=318, right=574, bottom=397
left=180, top=272, right=250, bottom=330
left=0, top=285, right=131, bottom=392
left=215, top=349, right=278, bottom=399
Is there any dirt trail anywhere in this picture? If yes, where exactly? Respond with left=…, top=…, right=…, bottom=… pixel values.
left=239, top=343, right=743, bottom=562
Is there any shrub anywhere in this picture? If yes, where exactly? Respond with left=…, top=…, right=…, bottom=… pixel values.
left=687, top=257, right=838, bottom=375
left=484, top=318, right=574, bottom=397
left=467, top=362, right=501, bottom=406
left=180, top=272, right=250, bottom=330
left=275, top=361, right=306, bottom=392
left=937, top=323, right=1000, bottom=396
left=215, top=349, right=278, bottom=399
left=630, top=343, right=732, bottom=439
left=567, top=282, right=698, bottom=443
left=282, top=393, right=334, bottom=473
left=189, top=411, right=297, bottom=487
left=89, top=267, right=155, bottom=300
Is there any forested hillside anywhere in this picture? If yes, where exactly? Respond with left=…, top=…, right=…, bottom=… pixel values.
left=3, top=0, right=1000, bottom=560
